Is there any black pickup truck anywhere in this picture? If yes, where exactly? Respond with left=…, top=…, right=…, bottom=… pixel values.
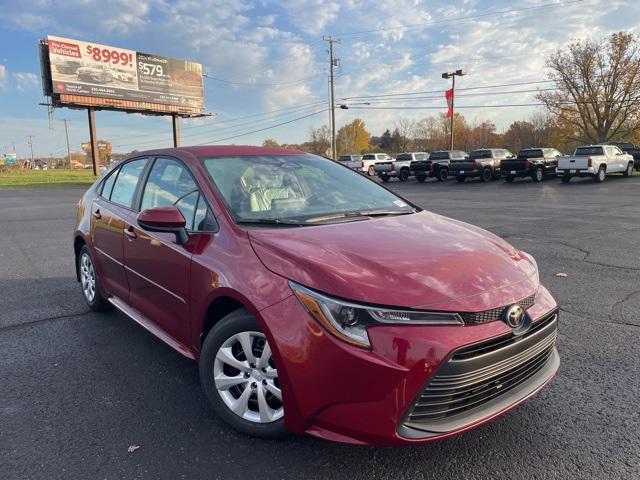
left=501, top=148, right=562, bottom=182
left=450, top=148, right=514, bottom=182
left=410, top=150, right=467, bottom=182
left=607, top=142, right=640, bottom=171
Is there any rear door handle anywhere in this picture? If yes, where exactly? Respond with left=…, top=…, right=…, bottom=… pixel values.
left=124, top=226, right=138, bottom=240
left=92, top=209, right=102, bottom=219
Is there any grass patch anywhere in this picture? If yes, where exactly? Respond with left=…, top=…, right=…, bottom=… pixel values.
left=0, top=169, right=98, bottom=188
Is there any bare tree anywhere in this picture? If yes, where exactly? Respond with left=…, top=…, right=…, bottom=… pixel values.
left=538, top=32, right=640, bottom=143
left=309, top=125, right=331, bottom=156
left=394, top=118, right=415, bottom=152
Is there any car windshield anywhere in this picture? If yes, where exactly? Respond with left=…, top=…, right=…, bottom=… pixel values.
left=429, top=151, right=449, bottom=160
left=469, top=150, right=492, bottom=159
left=575, top=147, right=603, bottom=156
left=202, top=155, right=416, bottom=224
left=517, top=149, right=544, bottom=159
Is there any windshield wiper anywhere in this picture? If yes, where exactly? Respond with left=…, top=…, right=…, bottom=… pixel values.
left=305, top=209, right=415, bottom=223
left=236, top=218, right=308, bottom=227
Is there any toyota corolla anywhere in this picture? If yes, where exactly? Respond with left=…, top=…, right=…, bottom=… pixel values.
left=73, top=146, right=559, bottom=446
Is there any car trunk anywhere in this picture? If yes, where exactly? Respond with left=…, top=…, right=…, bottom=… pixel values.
left=558, top=156, right=590, bottom=170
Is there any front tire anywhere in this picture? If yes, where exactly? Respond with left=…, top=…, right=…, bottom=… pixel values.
left=380, top=175, right=389, bottom=182
left=77, top=245, right=111, bottom=311
left=456, top=175, right=466, bottom=183
left=533, top=167, right=544, bottom=182
left=416, top=174, right=426, bottom=183
left=505, top=176, right=515, bottom=183
left=561, top=175, right=571, bottom=184
left=200, top=309, right=287, bottom=439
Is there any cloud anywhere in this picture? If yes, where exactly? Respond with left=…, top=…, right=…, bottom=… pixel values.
left=276, top=0, right=340, bottom=35
left=14, top=72, right=39, bottom=91
left=0, top=64, right=7, bottom=90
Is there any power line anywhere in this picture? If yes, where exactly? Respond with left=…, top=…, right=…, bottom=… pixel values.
left=343, top=99, right=637, bottom=111
left=332, top=0, right=589, bottom=38
left=192, top=108, right=327, bottom=146
left=345, top=88, right=557, bottom=104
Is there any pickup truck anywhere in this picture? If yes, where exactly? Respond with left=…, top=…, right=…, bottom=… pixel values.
left=450, top=148, right=515, bottom=182
left=410, top=150, right=468, bottom=182
left=502, top=148, right=561, bottom=182
left=337, top=154, right=363, bottom=171
left=606, top=142, right=640, bottom=171
left=361, top=153, right=392, bottom=176
left=557, top=145, right=635, bottom=183
left=375, top=152, right=428, bottom=182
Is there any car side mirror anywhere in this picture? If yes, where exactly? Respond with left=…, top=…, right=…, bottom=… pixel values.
left=137, top=206, right=189, bottom=245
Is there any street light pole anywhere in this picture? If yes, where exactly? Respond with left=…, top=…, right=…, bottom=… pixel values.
left=442, top=69, right=467, bottom=151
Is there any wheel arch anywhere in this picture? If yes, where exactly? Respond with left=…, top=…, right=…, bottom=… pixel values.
left=73, top=234, right=87, bottom=282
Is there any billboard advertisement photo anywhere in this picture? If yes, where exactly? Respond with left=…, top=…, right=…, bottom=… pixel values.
left=46, top=35, right=204, bottom=114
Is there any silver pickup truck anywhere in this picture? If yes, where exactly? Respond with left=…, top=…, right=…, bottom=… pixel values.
left=375, top=152, right=429, bottom=182
left=557, top=145, right=635, bottom=183
left=337, top=155, right=363, bottom=172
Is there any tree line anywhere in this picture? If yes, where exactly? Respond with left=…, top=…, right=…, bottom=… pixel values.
left=264, top=32, right=640, bottom=156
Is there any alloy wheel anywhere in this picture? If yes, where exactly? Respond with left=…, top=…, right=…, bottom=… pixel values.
left=79, top=253, right=96, bottom=302
left=213, top=331, right=283, bottom=424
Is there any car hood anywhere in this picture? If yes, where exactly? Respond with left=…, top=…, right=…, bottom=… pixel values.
left=248, top=211, right=538, bottom=312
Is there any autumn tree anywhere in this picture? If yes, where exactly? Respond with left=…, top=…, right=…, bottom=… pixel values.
left=503, top=121, right=536, bottom=152
left=538, top=32, right=640, bottom=143
left=309, top=125, right=331, bottom=156
left=336, top=119, right=371, bottom=155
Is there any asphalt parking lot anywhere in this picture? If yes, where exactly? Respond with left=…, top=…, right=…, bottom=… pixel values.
left=1, top=175, right=639, bottom=480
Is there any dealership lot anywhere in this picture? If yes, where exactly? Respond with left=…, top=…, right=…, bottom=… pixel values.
left=1, top=177, right=639, bottom=480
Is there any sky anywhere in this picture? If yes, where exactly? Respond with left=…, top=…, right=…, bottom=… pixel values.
left=0, top=0, right=638, bottom=158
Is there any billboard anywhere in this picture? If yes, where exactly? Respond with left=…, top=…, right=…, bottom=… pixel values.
left=44, top=35, right=204, bottom=115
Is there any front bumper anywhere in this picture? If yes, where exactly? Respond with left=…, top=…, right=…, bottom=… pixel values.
left=259, top=284, right=559, bottom=446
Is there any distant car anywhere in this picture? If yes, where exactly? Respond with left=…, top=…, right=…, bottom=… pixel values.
left=99, top=165, right=108, bottom=174
left=77, top=65, right=113, bottom=84
left=605, top=142, right=640, bottom=171
left=450, top=149, right=515, bottom=182
left=502, top=148, right=562, bottom=183
left=375, top=152, right=428, bottom=182
left=410, top=150, right=468, bottom=182
left=557, top=145, right=634, bottom=183
left=56, top=60, right=82, bottom=75
left=337, top=155, right=363, bottom=171
left=114, top=71, right=135, bottom=83
left=361, top=153, right=392, bottom=176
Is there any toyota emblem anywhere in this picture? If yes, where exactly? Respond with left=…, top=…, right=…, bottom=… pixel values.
left=504, top=304, right=526, bottom=329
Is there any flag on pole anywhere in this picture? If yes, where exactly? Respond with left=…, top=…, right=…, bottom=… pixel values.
left=445, top=88, right=454, bottom=117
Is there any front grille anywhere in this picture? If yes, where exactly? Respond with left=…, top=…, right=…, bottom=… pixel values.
left=402, top=312, right=558, bottom=433
left=461, top=295, right=535, bottom=325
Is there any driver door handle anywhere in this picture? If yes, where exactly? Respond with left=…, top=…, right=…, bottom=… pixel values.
left=124, top=226, right=138, bottom=240
left=92, top=209, right=102, bottom=220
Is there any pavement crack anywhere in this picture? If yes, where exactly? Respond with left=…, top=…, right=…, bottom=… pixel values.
left=0, top=310, right=91, bottom=333
left=609, top=288, right=640, bottom=325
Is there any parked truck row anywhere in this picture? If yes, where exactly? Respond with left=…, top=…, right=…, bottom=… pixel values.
left=339, top=144, right=637, bottom=184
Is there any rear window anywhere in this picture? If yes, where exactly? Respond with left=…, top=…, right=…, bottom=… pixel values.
left=395, top=154, right=412, bottom=161
left=362, top=154, right=375, bottom=160
left=338, top=156, right=351, bottom=162
left=469, top=150, right=492, bottom=159
left=575, top=147, right=604, bottom=156
left=429, top=151, right=450, bottom=160
left=518, top=149, right=544, bottom=159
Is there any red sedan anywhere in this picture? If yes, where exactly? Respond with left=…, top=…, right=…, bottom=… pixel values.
left=73, top=146, right=559, bottom=446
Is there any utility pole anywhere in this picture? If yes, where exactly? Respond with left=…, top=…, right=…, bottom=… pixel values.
left=323, top=35, right=340, bottom=160
left=62, top=119, right=71, bottom=169
left=442, top=69, right=467, bottom=151
left=27, top=135, right=34, bottom=167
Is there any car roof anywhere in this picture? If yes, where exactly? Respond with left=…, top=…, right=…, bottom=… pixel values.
left=125, top=145, right=308, bottom=160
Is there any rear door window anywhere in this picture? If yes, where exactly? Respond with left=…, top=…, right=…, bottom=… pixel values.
left=109, top=158, right=149, bottom=208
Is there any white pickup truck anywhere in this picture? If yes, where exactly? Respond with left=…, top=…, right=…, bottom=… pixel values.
left=557, top=145, right=635, bottom=183
left=361, top=153, right=392, bottom=176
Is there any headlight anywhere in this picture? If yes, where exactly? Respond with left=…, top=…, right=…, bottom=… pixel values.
left=520, top=251, right=540, bottom=287
left=289, top=281, right=463, bottom=349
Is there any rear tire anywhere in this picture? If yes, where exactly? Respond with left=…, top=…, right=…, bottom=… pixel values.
left=398, top=169, right=410, bottom=182
left=367, top=166, right=375, bottom=176
left=437, top=168, right=449, bottom=182
left=456, top=175, right=465, bottom=183
left=594, top=166, right=606, bottom=183
left=623, top=162, right=633, bottom=178
left=480, top=168, right=492, bottom=182
left=200, top=309, right=287, bottom=439
left=77, top=245, right=111, bottom=312
left=380, top=175, right=389, bottom=182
